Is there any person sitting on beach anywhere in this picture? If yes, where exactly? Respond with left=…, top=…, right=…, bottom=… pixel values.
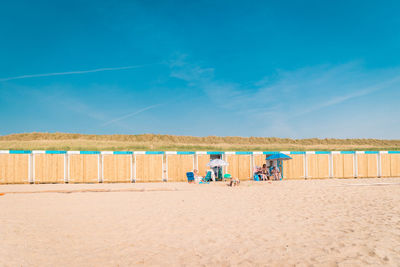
left=193, top=169, right=202, bottom=183
left=261, top=164, right=269, bottom=180
left=269, top=165, right=274, bottom=177
left=276, top=167, right=282, bottom=180
left=254, top=166, right=262, bottom=180
left=271, top=167, right=277, bottom=181
left=272, top=167, right=281, bottom=181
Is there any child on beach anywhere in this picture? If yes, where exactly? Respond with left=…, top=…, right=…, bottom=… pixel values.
left=272, top=167, right=281, bottom=181
left=272, top=167, right=277, bottom=181
left=229, top=176, right=240, bottom=186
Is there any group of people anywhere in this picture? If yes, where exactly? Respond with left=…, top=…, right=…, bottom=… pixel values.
left=254, top=164, right=282, bottom=181
left=193, top=169, right=211, bottom=182
left=190, top=163, right=281, bottom=185
left=192, top=169, right=240, bottom=186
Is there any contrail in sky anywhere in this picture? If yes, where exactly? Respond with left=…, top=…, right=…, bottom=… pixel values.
left=0, top=64, right=155, bottom=82
left=102, top=104, right=162, bottom=127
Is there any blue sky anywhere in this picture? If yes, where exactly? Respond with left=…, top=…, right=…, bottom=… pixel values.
left=1, top=0, right=400, bottom=138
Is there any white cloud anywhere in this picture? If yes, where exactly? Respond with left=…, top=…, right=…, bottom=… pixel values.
left=169, top=57, right=400, bottom=137
left=101, top=104, right=162, bottom=126
left=0, top=63, right=156, bottom=82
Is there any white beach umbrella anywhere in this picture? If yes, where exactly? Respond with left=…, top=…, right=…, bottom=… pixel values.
left=207, top=159, right=229, bottom=167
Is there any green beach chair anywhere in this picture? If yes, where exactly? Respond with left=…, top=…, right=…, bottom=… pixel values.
left=223, top=173, right=232, bottom=180
left=203, top=171, right=212, bottom=182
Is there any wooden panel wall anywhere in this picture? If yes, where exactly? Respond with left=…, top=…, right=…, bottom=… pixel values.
left=381, top=154, right=400, bottom=177
left=226, top=155, right=251, bottom=180
left=390, top=154, right=400, bottom=177
left=253, top=154, right=266, bottom=169
left=69, top=154, right=99, bottom=183
left=2, top=152, right=399, bottom=184
left=0, top=154, right=29, bottom=184
left=197, top=154, right=210, bottom=176
left=368, top=154, right=378, bottom=177
left=381, top=154, right=391, bottom=177
left=34, top=154, right=64, bottom=183
left=357, top=154, right=377, bottom=178
left=333, top=154, right=354, bottom=178
left=167, top=154, right=194, bottom=182
left=103, top=154, right=131, bottom=182
left=307, top=154, right=329, bottom=179
left=282, top=154, right=304, bottom=179
left=135, top=154, right=163, bottom=182
left=357, top=154, right=368, bottom=178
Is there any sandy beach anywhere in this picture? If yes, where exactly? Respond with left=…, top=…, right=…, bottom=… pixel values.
left=1, top=178, right=400, bottom=266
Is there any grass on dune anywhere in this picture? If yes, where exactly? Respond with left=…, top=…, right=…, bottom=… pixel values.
left=0, top=132, right=399, bottom=151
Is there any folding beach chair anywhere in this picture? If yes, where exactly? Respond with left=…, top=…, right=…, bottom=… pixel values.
left=186, top=172, right=195, bottom=183
left=223, top=173, right=232, bottom=181
left=203, top=171, right=212, bottom=182
left=253, top=174, right=260, bottom=181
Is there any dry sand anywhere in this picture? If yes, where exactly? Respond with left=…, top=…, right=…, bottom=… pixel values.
left=1, top=178, right=400, bottom=266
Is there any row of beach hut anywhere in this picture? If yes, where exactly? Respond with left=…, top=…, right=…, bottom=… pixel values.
left=0, top=150, right=399, bottom=184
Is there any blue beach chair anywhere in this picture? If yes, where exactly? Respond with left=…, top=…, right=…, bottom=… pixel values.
left=253, top=174, right=260, bottom=181
left=186, top=172, right=195, bottom=183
